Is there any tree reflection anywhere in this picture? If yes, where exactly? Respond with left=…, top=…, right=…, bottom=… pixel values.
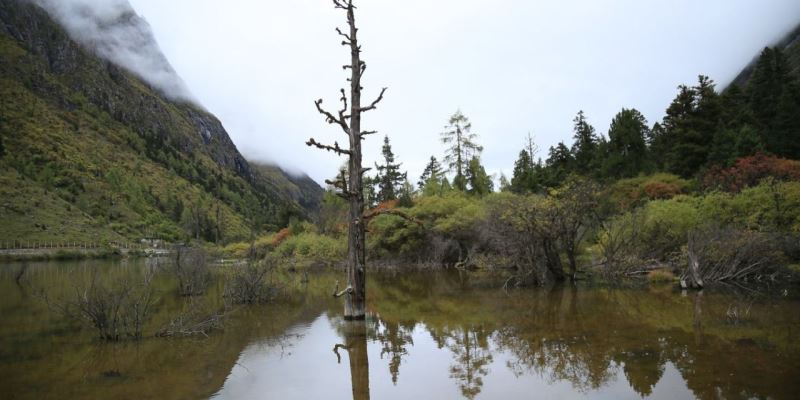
left=333, top=320, right=370, bottom=400
left=442, top=326, right=493, bottom=399
left=362, top=271, right=800, bottom=400
left=373, top=319, right=414, bottom=385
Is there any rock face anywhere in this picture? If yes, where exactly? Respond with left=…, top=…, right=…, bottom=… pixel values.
left=0, top=0, right=322, bottom=243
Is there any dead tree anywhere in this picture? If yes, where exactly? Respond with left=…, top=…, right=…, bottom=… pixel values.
left=308, top=0, right=387, bottom=320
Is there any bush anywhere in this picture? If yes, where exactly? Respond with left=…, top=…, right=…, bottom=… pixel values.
left=171, top=247, right=210, bottom=296
left=224, top=260, right=278, bottom=304
left=274, top=232, right=346, bottom=263
left=42, top=270, right=156, bottom=341
left=608, top=173, right=691, bottom=210
left=647, top=269, right=675, bottom=284
left=702, top=153, right=800, bottom=193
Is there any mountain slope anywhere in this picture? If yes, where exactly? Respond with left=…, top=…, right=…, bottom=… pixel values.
left=729, top=23, right=800, bottom=88
left=0, top=0, right=321, bottom=245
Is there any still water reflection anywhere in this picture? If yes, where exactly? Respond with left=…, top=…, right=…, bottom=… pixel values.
left=1, top=260, right=799, bottom=399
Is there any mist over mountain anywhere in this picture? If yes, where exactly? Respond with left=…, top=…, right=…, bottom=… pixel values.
left=31, top=0, right=194, bottom=102
left=0, top=0, right=321, bottom=244
left=729, top=22, right=800, bottom=88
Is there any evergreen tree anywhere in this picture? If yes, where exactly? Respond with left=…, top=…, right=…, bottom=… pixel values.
left=657, top=76, right=722, bottom=177
left=397, top=178, right=415, bottom=207
left=745, top=47, right=800, bottom=158
left=499, top=173, right=511, bottom=192
left=363, top=175, right=377, bottom=208
left=604, top=108, right=649, bottom=178
left=570, top=111, right=599, bottom=175
left=511, top=149, right=536, bottom=193
left=418, top=156, right=443, bottom=190
left=374, top=135, right=406, bottom=203
left=466, top=156, right=493, bottom=196
left=441, top=110, right=483, bottom=191
left=543, top=142, right=574, bottom=187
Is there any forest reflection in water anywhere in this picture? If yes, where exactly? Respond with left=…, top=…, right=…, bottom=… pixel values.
left=1, top=260, right=799, bottom=400
left=213, top=271, right=800, bottom=400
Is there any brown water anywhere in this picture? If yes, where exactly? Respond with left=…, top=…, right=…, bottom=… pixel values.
left=1, top=259, right=799, bottom=399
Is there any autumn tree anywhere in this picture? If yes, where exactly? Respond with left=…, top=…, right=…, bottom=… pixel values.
left=307, top=0, right=387, bottom=320
left=441, top=110, right=483, bottom=191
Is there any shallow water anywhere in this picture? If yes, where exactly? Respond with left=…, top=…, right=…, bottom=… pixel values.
left=1, top=259, right=799, bottom=399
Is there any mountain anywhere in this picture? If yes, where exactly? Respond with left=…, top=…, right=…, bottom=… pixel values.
left=0, top=0, right=322, bottom=245
left=729, top=23, right=800, bottom=88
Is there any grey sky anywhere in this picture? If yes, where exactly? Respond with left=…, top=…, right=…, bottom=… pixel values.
left=125, top=0, right=800, bottom=185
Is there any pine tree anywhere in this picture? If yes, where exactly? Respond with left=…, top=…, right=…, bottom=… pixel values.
left=466, top=156, right=493, bottom=196
left=499, top=173, right=511, bottom=192
left=397, top=178, right=415, bottom=207
left=543, top=142, right=574, bottom=187
left=374, top=135, right=406, bottom=203
left=441, top=110, right=483, bottom=191
left=657, top=76, right=722, bottom=177
left=570, top=111, right=599, bottom=175
left=604, top=108, right=649, bottom=178
left=746, top=47, right=800, bottom=158
left=511, top=149, right=535, bottom=193
left=418, top=156, right=443, bottom=190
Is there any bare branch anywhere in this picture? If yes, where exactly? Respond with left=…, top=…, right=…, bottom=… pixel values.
left=360, top=167, right=372, bottom=175
left=325, top=178, right=348, bottom=191
left=335, top=27, right=352, bottom=42
left=363, top=208, right=423, bottom=225
left=306, top=138, right=352, bottom=156
left=333, top=343, right=349, bottom=363
left=315, top=99, right=349, bottom=133
left=332, top=280, right=354, bottom=297
left=360, top=87, right=388, bottom=112
left=338, top=88, right=350, bottom=122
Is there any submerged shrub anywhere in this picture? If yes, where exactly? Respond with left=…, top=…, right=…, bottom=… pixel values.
left=42, top=270, right=156, bottom=341
left=224, top=260, right=279, bottom=304
left=171, top=247, right=210, bottom=296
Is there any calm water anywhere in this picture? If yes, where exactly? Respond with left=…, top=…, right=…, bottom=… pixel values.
left=1, top=259, right=799, bottom=399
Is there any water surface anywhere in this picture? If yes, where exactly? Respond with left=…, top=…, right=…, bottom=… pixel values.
left=1, top=260, right=799, bottom=399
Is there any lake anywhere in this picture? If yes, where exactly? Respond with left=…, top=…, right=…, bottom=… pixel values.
left=1, top=259, right=799, bottom=399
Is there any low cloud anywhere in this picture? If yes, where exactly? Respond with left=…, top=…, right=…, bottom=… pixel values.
left=33, top=0, right=195, bottom=102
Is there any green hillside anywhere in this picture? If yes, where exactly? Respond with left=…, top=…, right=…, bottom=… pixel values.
left=0, top=0, right=321, bottom=245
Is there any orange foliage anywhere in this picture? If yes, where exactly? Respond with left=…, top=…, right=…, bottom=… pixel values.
left=372, top=199, right=399, bottom=212
left=643, top=182, right=682, bottom=200
left=702, top=153, right=800, bottom=192
left=271, top=228, right=292, bottom=247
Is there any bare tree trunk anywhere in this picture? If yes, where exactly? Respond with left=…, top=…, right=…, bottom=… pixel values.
left=334, top=321, right=370, bottom=399
left=683, top=233, right=704, bottom=289
left=310, top=0, right=387, bottom=320
left=346, top=321, right=370, bottom=400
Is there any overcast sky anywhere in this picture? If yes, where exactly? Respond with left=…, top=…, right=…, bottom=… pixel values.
left=126, top=0, right=800, bottom=185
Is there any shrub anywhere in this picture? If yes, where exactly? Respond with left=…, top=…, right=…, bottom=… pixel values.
left=647, top=269, right=675, bottom=284
left=608, top=173, right=690, bottom=210
left=42, top=270, right=156, bottom=341
left=223, top=260, right=278, bottom=304
left=274, top=232, right=346, bottom=263
left=702, top=153, right=800, bottom=193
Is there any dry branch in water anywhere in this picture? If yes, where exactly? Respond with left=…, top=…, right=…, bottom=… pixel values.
left=156, top=297, right=228, bottom=338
